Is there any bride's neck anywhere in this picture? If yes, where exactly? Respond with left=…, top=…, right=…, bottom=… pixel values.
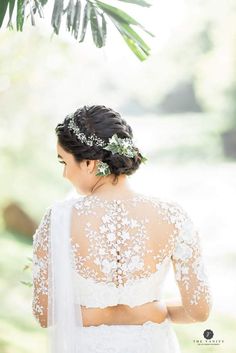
left=89, top=175, right=134, bottom=198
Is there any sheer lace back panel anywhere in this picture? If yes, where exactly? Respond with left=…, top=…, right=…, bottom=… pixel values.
left=70, top=194, right=210, bottom=308
left=32, top=194, right=212, bottom=325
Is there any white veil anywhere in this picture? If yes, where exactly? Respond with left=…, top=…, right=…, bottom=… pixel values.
left=48, top=198, right=83, bottom=353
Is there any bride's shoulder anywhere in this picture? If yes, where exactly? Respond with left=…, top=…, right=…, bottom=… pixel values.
left=145, top=194, right=189, bottom=223
left=144, top=194, right=179, bottom=208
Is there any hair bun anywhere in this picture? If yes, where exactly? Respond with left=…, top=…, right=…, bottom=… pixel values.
left=55, top=105, right=144, bottom=179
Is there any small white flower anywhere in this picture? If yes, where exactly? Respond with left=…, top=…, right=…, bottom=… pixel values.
left=121, top=231, right=130, bottom=240
left=101, top=259, right=116, bottom=273
left=181, top=265, right=189, bottom=275
left=130, top=219, right=138, bottom=228
left=108, top=223, right=116, bottom=232
left=96, top=161, right=111, bottom=176
left=173, top=242, right=193, bottom=261
left=32, top=264, right=40, bottom=280
left=121, top=263, right=127, bottom=271
left=122, top=218, right=130, bottom=226
left=99, top=225, right=107, bottom=233
left=94, top=258, right=101, bottom=265
left=99, top=248, right=106, bottom=255
left=174, top=263, right=182, bottom=281
left=137, top=260, right=144, bottom=269
left=179, top=219, right=196, bottom=245
left=110, top=249, right=117, bottom=256
left=102, top=215, right=111, bottom=223
left=128, top=255, right=142, bottom=271
left=125, top=250, right=131, bottom=257
left=193, top=258, right=208, bottom=282
left=107, top=232, right=116, bottom=241
left=133, top=244, right=140, bottom=252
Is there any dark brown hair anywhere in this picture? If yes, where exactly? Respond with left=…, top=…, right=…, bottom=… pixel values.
left=55, top=105, right=143, bottom=183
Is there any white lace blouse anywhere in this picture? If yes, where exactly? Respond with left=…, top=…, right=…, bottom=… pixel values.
left=32, top=194, right=212, bottom=326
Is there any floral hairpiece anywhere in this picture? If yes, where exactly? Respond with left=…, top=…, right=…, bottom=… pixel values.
left=67, top=114, right=106, bottom=147
left=67, top=113, right=147, bottom=176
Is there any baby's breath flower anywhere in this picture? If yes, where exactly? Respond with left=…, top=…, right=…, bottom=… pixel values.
left=67, top=115, right=147, bottom=176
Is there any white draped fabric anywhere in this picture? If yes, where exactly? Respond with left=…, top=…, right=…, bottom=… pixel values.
left=48, top=199, right=83, bottom=353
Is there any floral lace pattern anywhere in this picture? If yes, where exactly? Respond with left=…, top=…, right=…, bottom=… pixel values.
left=72, top=196, right=154, bottom=286
left=168, top=202, right=212, bottom=306
left=32, top=194, right=212, bottom=325
left=32, top=207, right=51, bottom=326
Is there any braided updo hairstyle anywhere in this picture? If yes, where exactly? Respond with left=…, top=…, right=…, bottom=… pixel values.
left=55, top=105, right=143, bottom=183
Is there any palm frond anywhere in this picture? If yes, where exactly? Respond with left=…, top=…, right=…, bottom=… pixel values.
left=0, top=0, right=154, bottom=60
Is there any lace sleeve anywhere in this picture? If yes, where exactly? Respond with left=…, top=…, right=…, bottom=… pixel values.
left=171, top=202, right=213, bottom=321
left=32, top=207, right=51, bottom=328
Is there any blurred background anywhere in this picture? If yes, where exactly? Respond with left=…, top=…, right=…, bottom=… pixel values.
left=0, top=0, right=236, bottom=352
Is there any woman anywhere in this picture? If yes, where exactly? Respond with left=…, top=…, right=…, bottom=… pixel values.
left=32, top=104, right=212, bottom=353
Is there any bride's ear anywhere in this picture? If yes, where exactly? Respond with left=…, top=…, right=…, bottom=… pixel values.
left=84, top=159, right=97, bottom=174
left=77, top=159, right=91, bottom=174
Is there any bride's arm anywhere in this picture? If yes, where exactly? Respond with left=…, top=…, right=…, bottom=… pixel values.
left=32, top=207, right=51, bottom=328
left=167, top=203, right=213, bottom=324
left=165, top=298, right=202, bottom=323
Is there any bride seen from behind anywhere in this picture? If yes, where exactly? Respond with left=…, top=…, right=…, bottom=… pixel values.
left=32, top=104, right=212, bottom=353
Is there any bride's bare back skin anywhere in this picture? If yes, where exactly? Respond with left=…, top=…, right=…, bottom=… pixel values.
left=81, top=300, right=168, bottom=326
